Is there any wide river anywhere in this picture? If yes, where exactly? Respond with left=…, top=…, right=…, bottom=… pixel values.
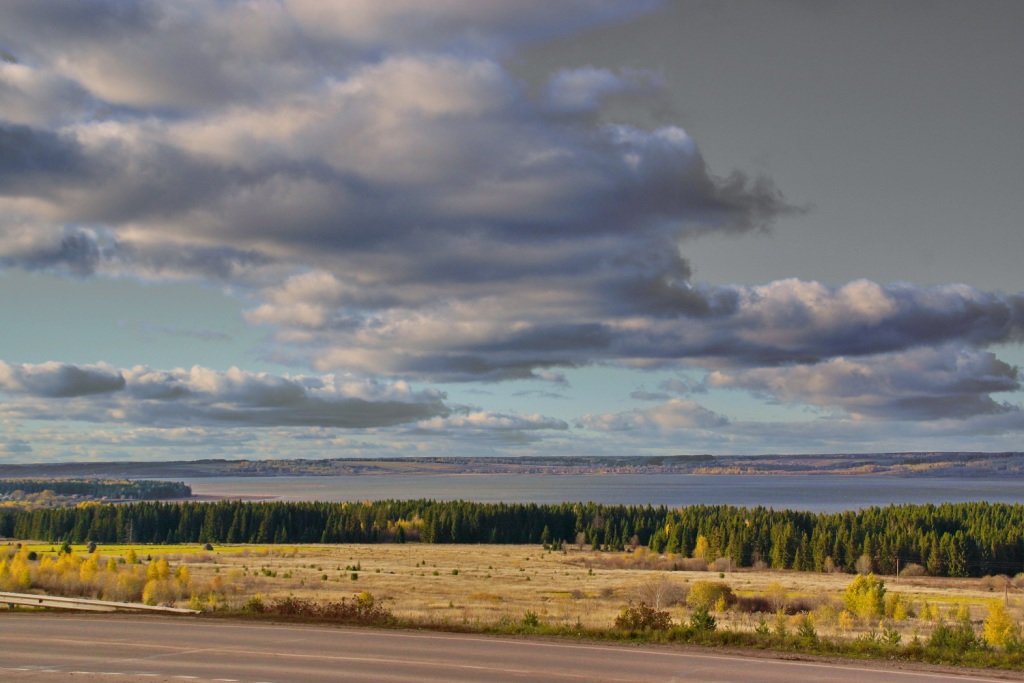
left=182, top=474, right=1024, bottom=512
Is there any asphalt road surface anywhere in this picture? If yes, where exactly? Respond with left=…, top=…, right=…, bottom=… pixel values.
left=1, top=613, right=1021, bottom=682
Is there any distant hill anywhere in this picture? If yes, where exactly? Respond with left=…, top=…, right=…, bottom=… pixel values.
left=1, top=452, right=1022, bottom=478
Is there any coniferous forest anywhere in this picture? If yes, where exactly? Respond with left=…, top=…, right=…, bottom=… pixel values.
left=2, top=500, right=1022, bottom=578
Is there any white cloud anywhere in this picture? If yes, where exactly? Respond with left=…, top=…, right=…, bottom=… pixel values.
left=417, top=411, right=568, bottom=432
left=0, top=0, right=1021, bottom=455
left=706, top=346, right=1019, bottom=419
left=544, top=67, right=661, bottom=114
left=580, top=398, right=729, bottom=433
left=0, top=361, right=448, bottom=429
left=246, top=277, right=1024, bottom=383
left=0, top=360, right=124, bottom=397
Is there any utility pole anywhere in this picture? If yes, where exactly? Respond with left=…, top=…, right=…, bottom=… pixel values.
left=895, top=556, right=899, bottom=584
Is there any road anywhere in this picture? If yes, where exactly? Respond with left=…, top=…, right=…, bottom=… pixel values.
left=0, top=613, right=1020, bottom=682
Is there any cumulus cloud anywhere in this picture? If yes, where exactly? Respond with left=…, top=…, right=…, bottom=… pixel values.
left=412, top=409, right=570, bottom=447
left=1, top=0, right=1021, bottom=450
left=707, top=346, right=1020, bottom=420
left=0, top=1, right=661, bottom=111
left=0, top=361, right=449, bottom=429
left=0, top=1, right=793, bottom=303
left=417, top=411, right=568, bottom=433
left=0, top=361, right=125, bottom=397
left=0, top=1, right=817, bottom=393
left=250, top=277, right=1024, bottom=381
left=544, top=66, right=663, bottom=114
left=580, top=398, right=729, bottom=433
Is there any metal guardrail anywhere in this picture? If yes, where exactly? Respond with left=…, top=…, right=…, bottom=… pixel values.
left=0, top=591, right=199, bottom=614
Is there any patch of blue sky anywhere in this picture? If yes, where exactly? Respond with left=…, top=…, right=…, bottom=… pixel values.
left=0, top=271, right=268, bottom=371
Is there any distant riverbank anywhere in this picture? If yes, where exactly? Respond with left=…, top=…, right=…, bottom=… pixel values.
left=180, top=472, right=1024, bottom=512
left=2, top=451, right=1023, bottom=480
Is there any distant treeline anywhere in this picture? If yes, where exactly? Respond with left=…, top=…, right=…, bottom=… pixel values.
left=0, top=500, right=1021, bottom=578
left=0, top=479, right=191, bottom=500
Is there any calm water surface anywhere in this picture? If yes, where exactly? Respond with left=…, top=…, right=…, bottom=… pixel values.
left=182, top=474, right=1024, bottom=512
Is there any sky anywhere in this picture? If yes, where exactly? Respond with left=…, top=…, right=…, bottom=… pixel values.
left=1, top=0, right=1022, bottom=462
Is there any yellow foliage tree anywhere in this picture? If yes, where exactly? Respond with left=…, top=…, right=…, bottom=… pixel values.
left=15, top=566, right=31, bottom=590
left=80, top=555, right=99, bottom=583
left=142, top=580, right=160, bottom=605
left=983, top=601, right=1017, bottom=649
left=692, top=535, right=710, bottom=561
left=686, top=581, right=735, bottom=610
left=113, top=569, right=145, bottom=602
left=919, top=600, right=940, bottom=622
left=837, top=610, right=855, bottom=632
left=884, top=592, right=910, bottom=621
left=147, top=558, right=170, bottom=581
left=843, top=573, right=885, bottom=621
left=176, top=565, right=191, bottom=590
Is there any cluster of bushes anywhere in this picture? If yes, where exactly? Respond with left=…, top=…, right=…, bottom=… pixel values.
left=609, top=612, right=1022, bottom=668
left=0, top=545, right=223, bottom=608
left=622, top=577, right=1015, bottom=655
left=614, top=602, right=674, bottom=631
left=242, top=592, right=393, bottom=625
left=608, top=573, right=1024, bottom=664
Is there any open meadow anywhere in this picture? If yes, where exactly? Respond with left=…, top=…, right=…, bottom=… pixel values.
left=5, top=540, right=1021, bottom=645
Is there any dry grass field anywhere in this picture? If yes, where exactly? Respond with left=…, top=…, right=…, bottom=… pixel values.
left=12, top=541, right=1017, bottom=640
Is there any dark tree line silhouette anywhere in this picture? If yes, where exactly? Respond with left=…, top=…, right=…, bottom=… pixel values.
left=1, top=500, right=1021, bottom=578
left=0, top=479, right=191, bottom=500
